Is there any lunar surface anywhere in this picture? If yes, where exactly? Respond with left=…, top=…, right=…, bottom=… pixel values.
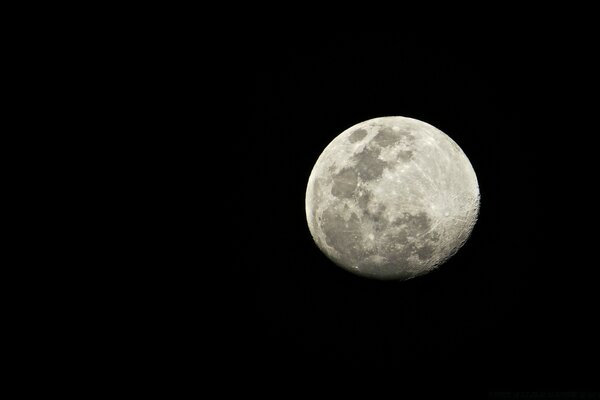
left=305, top=116, right=480, bottom=280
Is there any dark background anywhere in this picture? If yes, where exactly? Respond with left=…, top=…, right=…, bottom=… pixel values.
left=235, top=31, right=597, bottom=392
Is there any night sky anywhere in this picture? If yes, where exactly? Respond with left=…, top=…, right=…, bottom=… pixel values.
left=234, top=31, right=597, bottom=393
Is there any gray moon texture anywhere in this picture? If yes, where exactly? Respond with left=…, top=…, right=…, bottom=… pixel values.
left=305, top=116, right=480, bottom=281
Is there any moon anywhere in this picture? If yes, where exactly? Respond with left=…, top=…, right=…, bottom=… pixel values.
left=305, top=116, right=480, bottom=280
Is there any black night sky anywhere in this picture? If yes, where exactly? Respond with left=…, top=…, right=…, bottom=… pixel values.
left=234, top=30, right=597, bottom=394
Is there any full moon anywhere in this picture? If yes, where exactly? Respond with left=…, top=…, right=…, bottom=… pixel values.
left=305, top=116, right=480, bottom=280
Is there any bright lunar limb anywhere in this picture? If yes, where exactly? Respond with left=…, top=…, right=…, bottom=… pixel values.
left=305, top=116, right=480, bottom=281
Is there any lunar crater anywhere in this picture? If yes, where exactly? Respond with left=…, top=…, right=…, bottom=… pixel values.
left=331, top=167, right=358, bottom=199
left=352, top=145, right=389, bottom=182
left=348, top=128, right=368, bottom=143
left=372, top=126, right=415, bottom=148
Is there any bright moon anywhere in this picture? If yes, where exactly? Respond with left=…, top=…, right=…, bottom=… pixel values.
left=305, top=116, right=480, bottom=280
